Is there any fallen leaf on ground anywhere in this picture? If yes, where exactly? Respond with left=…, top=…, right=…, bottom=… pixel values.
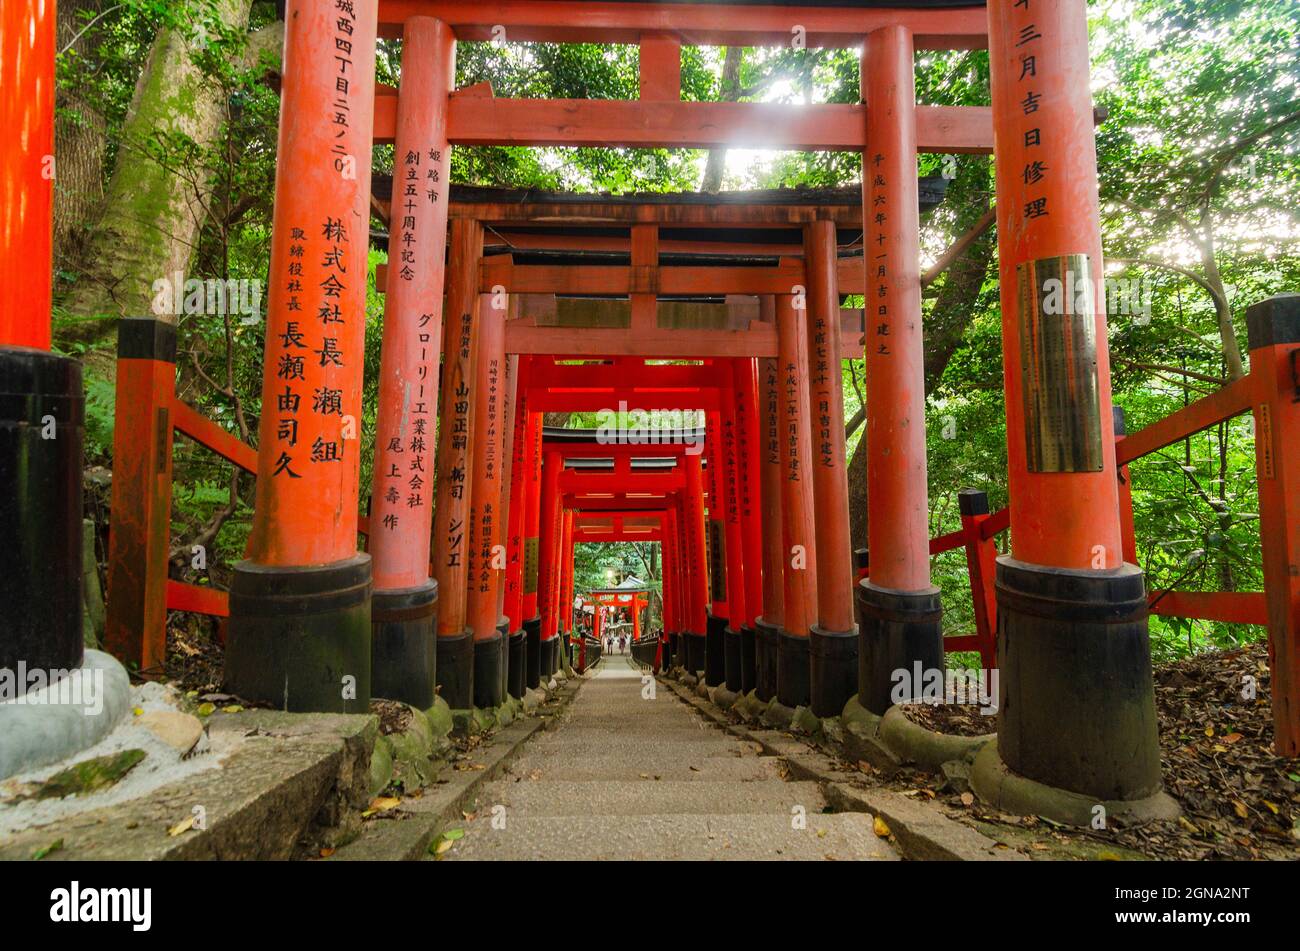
left=167, top=816, right=196, bottom=837
left=872, top=816, right=891, bottom=838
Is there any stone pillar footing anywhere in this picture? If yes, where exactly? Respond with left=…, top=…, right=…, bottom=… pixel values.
left=992, top=556, right=1164, bottom=803
left=496, top=619, right=510, bottom=700
left=435, top=628, right=473, bottom=711
left=856, top=579, right=943, bottom=716
left=0, top=347, right=84, bottom=679
left=704, top=611, right=727, bottom=686
left=723, top=625, right=743, bottom=692
left=971, top=742, right=1180, bottom=828
left=523, top=615, right=542, bottom=689
left=777, top=629, right=810, bottom=709
left=507, top=629, right=527, bottom=699
left=810, top=624, right=858, bottom=718
left=472, top=630, right=505, bottom=709
left=227, top=553, right=372, bottom=713
left=754, top=618, right=779, bottom=702
left=370, top=579, right=438, bottom=708
left=684, top=632, right=706, bottom=677
left=739, top=625, right=757, bottom=695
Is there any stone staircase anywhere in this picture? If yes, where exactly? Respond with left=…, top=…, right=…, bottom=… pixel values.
left=442, top=655, right=899, bottom=861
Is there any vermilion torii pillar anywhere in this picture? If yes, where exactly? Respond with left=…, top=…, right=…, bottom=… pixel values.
left=855, top=24, right=944, bottom=718
left=560, top=508, right=575, bottom=660
left=503, top=357, right=532, bottom=698
left=804, top=219, right=859, bottom=716
left=734, top=359, right=765, bottom=695
left=776, top=293, right=818, bottom=708
left=0, top=0, right=85, bottom=685
left=537, top=449, right=563, bottom=680
left=367, top=16, right=454, bottom=709
left=682, top=452, right=709, bottom=675
left=719, top=373, right=748, bottom=693
left=226, top=0, right=378, bottom=713
left=755, top=349, right=785, bottom=702
left=703, top=403, right=729, bottom=686
left=969, top=0, right=1172, bottom=824
left=496, top=353, right=521, bottom=692
left=467, top=293, right=508, bottom=708
left=521, top=408, right=544, bottom=688
left=430, top=217, right=483, bottom=710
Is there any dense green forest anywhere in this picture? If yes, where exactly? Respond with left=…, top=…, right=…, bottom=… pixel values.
left=53, top=0, right=1299, bottom=662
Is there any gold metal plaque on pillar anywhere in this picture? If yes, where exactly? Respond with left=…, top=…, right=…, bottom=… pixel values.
left=1016, top=254, right=1105, bottom=473
left=523, top=537, right=539, bottom=594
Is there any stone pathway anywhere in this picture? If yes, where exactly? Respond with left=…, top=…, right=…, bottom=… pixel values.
left=443, top=655, right=899, bottom=861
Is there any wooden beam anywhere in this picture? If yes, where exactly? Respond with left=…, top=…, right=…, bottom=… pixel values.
left=373, top=96, right=993, bottom=153
left=481, top=260, right=807, bottom=295
left=376, top=1, right=989, bottom=49
left=1115, top=375, right=1255, bottom=466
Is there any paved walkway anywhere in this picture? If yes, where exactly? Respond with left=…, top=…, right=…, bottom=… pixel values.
left=444, top=655, right=898, bottom=861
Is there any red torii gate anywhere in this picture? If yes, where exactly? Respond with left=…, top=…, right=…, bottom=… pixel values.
left=6, top=1, right=1298, bottom=836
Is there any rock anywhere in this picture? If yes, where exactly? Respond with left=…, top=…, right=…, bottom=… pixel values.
left=523, top=688, right=546, bottom=714
left=821, top=716, right=845, bottom=745
left=939, top=759, right=971, bottom=795
left=387, top=703, right=437, bottom=786
left=694, top=682, right=709, bottom=700
left=680, top=672, right=698, bottom=688
left=451, top=709, right=481, bottom=737
left=424, top=697, right=453, bottom=740
left=368, top=735, right=394, bottom=796
left=136, top=710, right=204, bottom=755
left=712, top=687, right=739, bottom=710
left=790, top=706, right=823, bottom=737
left=762, top=701, right=795, bottom=730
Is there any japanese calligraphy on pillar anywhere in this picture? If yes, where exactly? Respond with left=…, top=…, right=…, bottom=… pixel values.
left=867, top=150, right=893, bottom=361
left=783, top=361, right=803, bottom=485
left=1006, top=0, right=1103, bottom=473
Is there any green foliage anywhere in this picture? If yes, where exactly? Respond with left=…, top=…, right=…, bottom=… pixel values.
left=62, top=1, right=1295, bottom=666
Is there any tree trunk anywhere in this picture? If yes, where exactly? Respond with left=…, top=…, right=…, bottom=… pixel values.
left=700, top=47, right=743, bottom=193
left=59, top=0, right=262, bottom=344
left=54, top=0, right=109, bottom=274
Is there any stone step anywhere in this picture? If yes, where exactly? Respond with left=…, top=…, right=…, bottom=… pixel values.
left=520, top=736, right=757, bottom=760
left=441, top=812, right=899, bottom=861
left=504, top=753, right=786, bottom=783
left=468, top=779, right=828, bottom=817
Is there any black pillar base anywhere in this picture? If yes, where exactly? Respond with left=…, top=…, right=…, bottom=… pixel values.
left=496, top=619, right=510, bottom=700
left=723, top=625, right=742, bottom=692
left=524, top=615, right=542, bottom=689
left=856, top=579, right=943, bottom=716
left=507, top=628, right=527, bottom=699
left=996, top=557, right=1163, bottom=801
left=541, top=637, right=558, bottom=678
left=754, top=618, right=779, bottom=702
left=473, top=630, right=505, bottom=709
left=704, top=611, right=727, bottom=687
left=684, top=632, right=706, bottom=676
left=810, top=624, right=858, bottom=717
left=226, top=554, right=372, bottom=713
left=0, top=347, right=84, bottom=679
left=436, top=629, right=473, bottom=710
left=777, top=629, right=810, bottom=709
left=370, top=580, right=438, bottom=709
left=739, top=625, right=757, bottom=695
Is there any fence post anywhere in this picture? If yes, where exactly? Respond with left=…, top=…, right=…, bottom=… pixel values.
left=105, top=318, right=176, bottom=674
left=1113, top=407, right=1139, bottom=565
left=1246, top=295, right=1300, bottom=756
left=958, top=489, right=998, bottom=670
